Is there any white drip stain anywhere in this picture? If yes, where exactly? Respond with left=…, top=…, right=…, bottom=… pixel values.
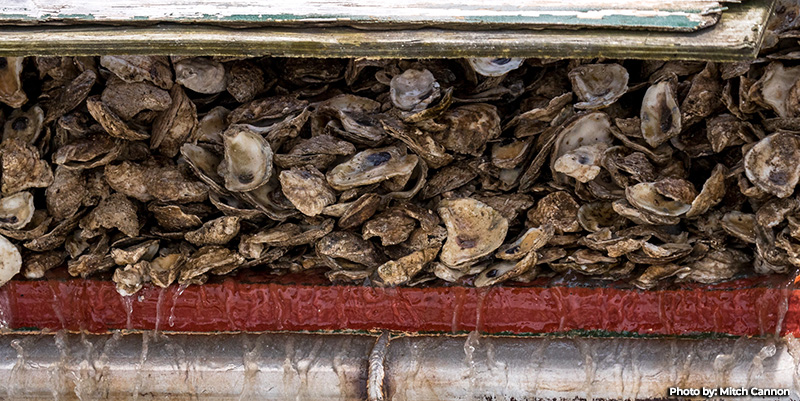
left=168, top=283, right=189, bottom=328
left=155, top=287, right=167, bottom=334
left=463, top=330, right=480, bottom=398
left=239, top=335, right=260, bottom=401
left=0, top=287, right=11, bottom=330
left=9, top=337, right=30, bottom=399
left=121, top=295, right=134, bottom=331
left=132, top=331, right=150, bottom=401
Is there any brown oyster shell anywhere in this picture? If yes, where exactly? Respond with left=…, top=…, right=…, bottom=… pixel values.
left=527, top=192, right=581, bottom=233
left=175, top=57, right=227, bottom=94
left=390, top=69, right=440, bottom=112
left=99, top=56, right=173, bottom=89
left=101, top=79, right=171, bottom=121
left=1, top=139, right=54, bottom=195
left=151, top=85, right=198, bottom=157
left=327, top=146, right=418, bottom=191
left=569, top=63, right=629, bottom=110
left=316, top=231, right=385, bottom=269
left=0, top=57, right=27, bottom=108
left=438, top=198, right=508, bottom=268
left=3, top=105, right=44, bottom=144
left=279, top=166, right=336, bottom=217
left=363, top=209, right=417, bottom=246
left=744, top=132, right=800, bottom=198
left=640, top=79, right=681, bottom=148
left=105, top=159, right=208, bottom=204
left=433, top=104, right=501, bottom=156
left=185, top=216, right=241, bottom=246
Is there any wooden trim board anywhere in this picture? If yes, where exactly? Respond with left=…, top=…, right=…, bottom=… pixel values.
left=0, top=0, right=775, bottom=61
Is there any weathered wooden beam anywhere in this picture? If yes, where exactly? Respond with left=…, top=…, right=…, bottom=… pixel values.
left=1, top=0, right=730, bottom=31
left=0, top=0, right=774, bottom=61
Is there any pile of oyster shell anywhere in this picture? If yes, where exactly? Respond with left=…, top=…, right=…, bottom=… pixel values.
left=1, top=6, right=800, bottom=295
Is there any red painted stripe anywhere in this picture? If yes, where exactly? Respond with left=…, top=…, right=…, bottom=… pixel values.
left=2, top=270, right=797, bottom=336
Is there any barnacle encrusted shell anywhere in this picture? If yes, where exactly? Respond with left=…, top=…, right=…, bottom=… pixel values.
left=467, top=58, right=524, bottom=77
left=438, top=198, right=508, bottom=268
left=279, top=166, right=336, bottom=217
left=327, top=146, right=418, bottom=191
left=569, top=63, right=629, bottom=110
left=0, top=191, right=35, bottom=230
left=0, top=234, right=22, bottom=286
left=640, top=80, right=681, bottom=148
left=744, top=132, right=800, bottom=198
left=218, top=125, right=273, bottom=192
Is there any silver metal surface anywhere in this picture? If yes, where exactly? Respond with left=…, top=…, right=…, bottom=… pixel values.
left=1, top=332, right=799, bottom=400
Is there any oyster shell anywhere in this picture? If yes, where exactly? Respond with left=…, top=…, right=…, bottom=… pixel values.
left=640, top=79, right=681, bottom=148
left=101, top=79, right=171, bottom=121
left=217, top=125, right=273, bottom=192
left=467, top=58, right=524, bottom=77
left=316, top=231, right=385, bottom=269
left=1, top=139, right=54, bottom=195
left=0, top=57, right=27, bottom=108
left=226, top=61, right=266, bottom=103
left=744, top=132, right=800, bottom=198
left=553, top=143, right=608, bottom=183
left=0, top=234, right=22, bottom=286
left=185, top=216, right=241, bottom=246
left=327, top=146, right=418, bottom=191
left=363, top=209, right=417, bottom=246
left=104, top=159, right=208, bottom=204
left=527, top=192, right=581, bottom=233
left=750, top=62, right=800, bottom=118
left=174, top=57, right=227, bottom=94
left=569, top=63, right=629, bottom=110
left=390, top=69, right=440, bottom=112
left=151, top=85, right=198, bottom=157
left=433, top=104, right=501, bottom=156
left=0, top=192, right=34, bottom=231
left=438, top=198, right=508, bottom=268
left=550, top=112, right=614, bottom=184
left=279, top=166, right=336, bottom=217
left=46, top=166, right=86, bottom=220
left=100, top=56, right=173, bottom=89
left=626, top=179, right=696, bottom=217
left=3, top=105, right=44, bottom=144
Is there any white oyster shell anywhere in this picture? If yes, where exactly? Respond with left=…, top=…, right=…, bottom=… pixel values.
left=218, top=125, right=273, bottom=192
left=467, top=58, right=524, bottom=77
left=0, top=191, right=35, bottom=230
left=0, top=234, right=21, bottom=286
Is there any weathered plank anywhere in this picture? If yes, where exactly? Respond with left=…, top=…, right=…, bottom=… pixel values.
left=0, top=0, right=774, bottom=61
left=1, top=0, right=729, bottom=31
